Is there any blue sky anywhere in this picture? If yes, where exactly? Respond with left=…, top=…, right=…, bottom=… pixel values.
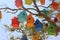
left=0, top=0, right=60, bottom=40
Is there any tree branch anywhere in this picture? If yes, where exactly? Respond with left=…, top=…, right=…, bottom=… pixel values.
left=0, top=7, right=36, bottom=11
left=1, top=0, right=59, bottom=36
left=33, top=0, right=54, bottom=8
left=33, top=12, right=58, bottom=35
left=33, top=0, right=40, bottom=12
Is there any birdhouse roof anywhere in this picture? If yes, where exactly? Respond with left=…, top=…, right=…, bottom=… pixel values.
left=34, top=19, right=42, bottom=25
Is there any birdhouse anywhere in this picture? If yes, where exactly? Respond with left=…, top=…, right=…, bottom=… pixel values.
left=47, top=23, right=56, bottom=35
left=17, top=10, right=27, bottom=23
left=11, top=17, right=20, bottom=29
left=26, top=14, right=34, bottom=28
left=34, top=19, right=43, bottom=32
left=32, top=34, right=39, bottom=40
left=42, top=9, right=49, bottom=15
left=25, top=0, right=33, bottom=5
left=15, top=0, right=23, bottom=8
left=40, top=0, right=45, bottom=5
left=57, top=13, right=60, bottom=20
left=0, top=11, right=2, bottom=21
left=51, top=2, right=58, bottom=10
left=22, top=35, right=28, bottom=40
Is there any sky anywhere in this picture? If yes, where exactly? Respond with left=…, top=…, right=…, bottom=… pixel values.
left=0, top=0, right=60, bottom=40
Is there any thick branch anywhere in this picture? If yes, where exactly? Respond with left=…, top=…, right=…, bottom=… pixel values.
left=33, top=0, right=40, bottom=12
left=22, top=6, right=35, bottom=14
left=33, top=0, right=54, bottom=8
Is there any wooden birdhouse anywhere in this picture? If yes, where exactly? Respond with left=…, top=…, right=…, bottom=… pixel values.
left=42, top=9, right=49, bottom=15
left=17, top=10, right=27, bottom=23
left=25, top=0, right=33, bottom=5
left=22, top=35, right=28, bottom=40
left=32, top=34, right=39, bottom=40
left=40, top=0, right=45, bottom=5
left=57, top=13, right=60, bottom=21
left=15, top=0, right=23, bottom=8
left=34, top=19, right=43, bottom=32
left=11, top=17, right=20, bottom=29
left=26, top=14, right=34, bottom=28
left=0, top=11, right=2, bottom=21
left=47, top=23, right=56, bottom=35
left=51, top=2, right=58, bottom=10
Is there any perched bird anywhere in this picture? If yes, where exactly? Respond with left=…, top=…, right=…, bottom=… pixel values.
left=26, top=14, right=34, bottom=28
left=17, top=10, right=27, bottom=23
left=34, top=19, right=43, bottom=32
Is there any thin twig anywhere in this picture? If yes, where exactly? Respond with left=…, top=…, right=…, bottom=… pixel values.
left=22, top=6, right=35, bottom=14
left=0, top=7, right=36, bottom=11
